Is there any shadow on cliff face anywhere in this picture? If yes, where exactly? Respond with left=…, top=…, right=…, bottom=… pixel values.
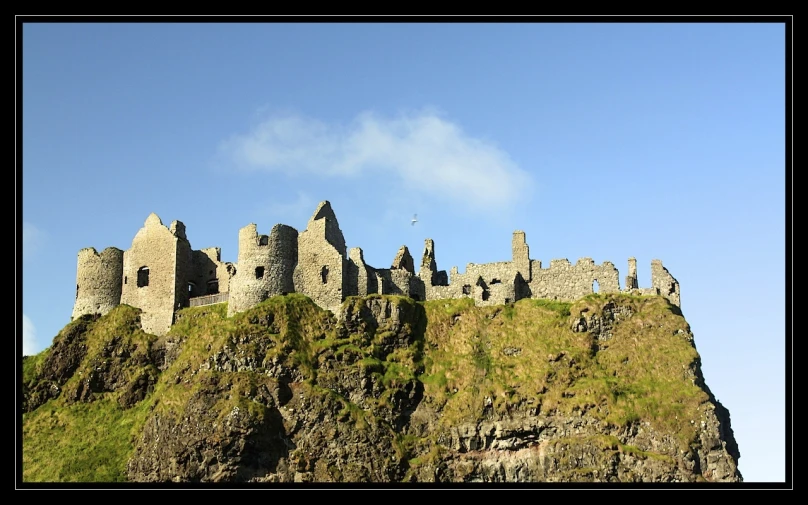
left=335, top=295, right=428, bottom=431
left=23, top=314, right=98, bottom=412
left=690, top=356, right=741, bottom=465
left=127, top=373, right=295, bottom=482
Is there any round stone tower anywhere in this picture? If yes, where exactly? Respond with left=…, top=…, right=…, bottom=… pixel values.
left=72, top=246, right=124, bottom=320
left=227, top=223, right=299, bottom=316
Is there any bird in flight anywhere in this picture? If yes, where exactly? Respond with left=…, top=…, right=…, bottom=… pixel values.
left=411, top=214, right=418, bottom=226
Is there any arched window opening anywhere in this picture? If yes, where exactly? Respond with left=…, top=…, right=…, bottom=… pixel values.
left=255, top=266, right=265, bottom=279
left=321, top=266, right=329, bottom=284
left=593, top=279, right=600, bottom=293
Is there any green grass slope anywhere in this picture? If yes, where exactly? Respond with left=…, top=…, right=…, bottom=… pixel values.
left=21, top=292, right=719, bottom=482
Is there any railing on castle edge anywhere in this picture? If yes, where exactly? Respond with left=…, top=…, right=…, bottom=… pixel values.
left=189, top=292, right=229, bottom=308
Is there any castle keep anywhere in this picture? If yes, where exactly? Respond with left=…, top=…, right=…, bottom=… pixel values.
left=72, top=201, right=681, bottom=336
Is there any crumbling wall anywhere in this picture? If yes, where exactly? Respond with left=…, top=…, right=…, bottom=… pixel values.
left=376, top=269, right=407, bottom=295
left=377, top=246, right=426, bottom=300
left=625, top=257, right=639, bottom=290
left=512, top=231, right=531, bottom=282
left=651, top=259, right=681, bottom=308
left=190, top=247, right=235, bottom=301
left=228, top=223, right=298, bottom=316
left=446, top=261, right=519, bottom=303
left=346, top=247, right=371, bottom=297
left=71, top=201, right=683, bottom=333
left=473, top=275, right=518, bottom=306
left=391, top=245, right=415, bottom=273
left=425, top=284, right=457, bottom=302
left=528, top=257, right=621, bottom=301
left=172, top=221, right=194, bottom=312
left=293, top=202, right=346, bottom=313
left=418, top=239, right=438, bottom=287
left=120, top=213, right=181, bottom=336
left=419, top=239, right=450, bottom=301
left=72, top=247, right=124, bottom=320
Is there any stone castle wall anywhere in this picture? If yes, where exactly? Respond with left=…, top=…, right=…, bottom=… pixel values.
left=293, top=202, right=346, bottom=314
left=120, top=214, right=183, bottom=335
left=72, top=246, right=124, bottom=320
left=72, top=200, right=681, bottom=336
left=190, top=247, right=235, bottom=300
left=346, top=248, right=365, bottom=297
left=527, top=258, right=621, bottom=301
left=173, top=221, right=194, bottom=313
left=651, top=259, right=681, bottom=308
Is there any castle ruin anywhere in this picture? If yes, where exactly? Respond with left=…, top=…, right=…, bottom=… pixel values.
left=72, top=201, right=681, bottom=336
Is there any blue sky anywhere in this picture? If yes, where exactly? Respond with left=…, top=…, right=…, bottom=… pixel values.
left=20, top=21, right=788, bottom=483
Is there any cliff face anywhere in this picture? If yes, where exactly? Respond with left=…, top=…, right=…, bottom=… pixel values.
left=21, top=293, right=741, bottom=483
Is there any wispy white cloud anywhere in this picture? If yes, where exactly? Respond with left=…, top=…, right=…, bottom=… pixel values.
left=23, top=222, right=44, bottom=261
left=219, top=109, right=534, bottom=213
left=22, top=314, right=38, bottom=356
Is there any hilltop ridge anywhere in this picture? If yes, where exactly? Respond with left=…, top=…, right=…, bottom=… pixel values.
left=22, top=292, right=741, bottom=483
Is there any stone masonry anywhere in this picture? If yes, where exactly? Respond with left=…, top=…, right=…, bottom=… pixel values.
left=293, top=201, right=347, bottom=314
left=72, top=201, right=681, bottom=336
left=227, top=223, right=297, bottom=317
left=73, top=247, right=124, bottom=321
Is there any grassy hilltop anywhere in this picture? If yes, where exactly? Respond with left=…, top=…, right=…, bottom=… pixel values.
left=21, top=293, right=741, bottom=483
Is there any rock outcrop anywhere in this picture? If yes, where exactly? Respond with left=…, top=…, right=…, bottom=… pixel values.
left=22, top=293, right=741, bottom=483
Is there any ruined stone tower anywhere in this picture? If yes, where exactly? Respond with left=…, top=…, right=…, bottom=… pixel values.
left=228, top=223, right=298, bottom=317
left=72, top=247, right=124, bottom=320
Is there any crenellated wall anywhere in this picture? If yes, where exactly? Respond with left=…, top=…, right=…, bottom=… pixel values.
left=72, top=246, right=124, bottom=320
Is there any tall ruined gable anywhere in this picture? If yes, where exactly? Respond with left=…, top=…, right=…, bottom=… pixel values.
left=294, top=201, right=347, bottom=313
left=391, top=246, right=415, bottom=273
left=309, top=201, right=347, bottom=258
left=120, top=213, right=184, bottom=336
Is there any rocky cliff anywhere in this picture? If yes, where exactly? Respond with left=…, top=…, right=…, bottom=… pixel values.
left=21, top=293, right=741, bottom=483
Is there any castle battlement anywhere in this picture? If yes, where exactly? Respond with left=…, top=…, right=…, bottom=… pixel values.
left=71, top=201, right=681, bottom=335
